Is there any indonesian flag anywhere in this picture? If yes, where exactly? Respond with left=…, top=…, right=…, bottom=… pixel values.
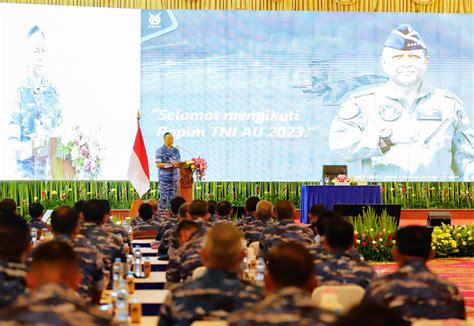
left=127, top=119, right=150, bottom=198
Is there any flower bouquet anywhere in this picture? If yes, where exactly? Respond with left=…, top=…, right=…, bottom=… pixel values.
left=184, top=157, right=208, bottom=181
left=331, top=174, right=356, bottom=185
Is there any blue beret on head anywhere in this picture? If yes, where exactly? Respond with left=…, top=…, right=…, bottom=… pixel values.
left=384, top=24, right=426, bottom=51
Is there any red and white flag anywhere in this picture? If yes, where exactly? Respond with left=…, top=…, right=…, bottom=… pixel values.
left=127, top=117, right=150, bottom=198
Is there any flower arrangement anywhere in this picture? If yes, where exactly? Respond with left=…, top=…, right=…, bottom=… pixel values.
left=431, top=224, right=474, bottom=257
left=330, top=174, right=356, bottom=185
left=56, top=126, right=104, bottom=179
left=348, top=207, right=398, bottom=262
left=184, top=157, right=208, bottom=181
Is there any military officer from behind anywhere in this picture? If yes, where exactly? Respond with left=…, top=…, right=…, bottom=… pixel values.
left=329, top=23, right=473, bottom=180
left=155, top=132, right=181, bottom=215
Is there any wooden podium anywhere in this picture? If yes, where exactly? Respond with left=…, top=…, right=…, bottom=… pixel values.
left=179, top=163, right=194, bottom=203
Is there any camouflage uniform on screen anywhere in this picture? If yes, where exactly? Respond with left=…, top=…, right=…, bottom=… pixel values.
left=102, top=219, right=130, bottom=245
left=0, top=260, right=27, bottom=309
left=259, top=220, right=314, bottom=257
left=131, top=219, right=162, bottom=232
left=236, top=217, right=273, bottom=246
left=55, top=234, right=105, bottom=302
left=313, top=251, right=375, bottom=289
left=79, top=222, right=126, bottom=289
left=363, top=260, right=466, bottom=320
left=0, top=283, right=111, bottom=325
left=228, top=287, right=337, bottom=326
left=28, top=218, right=48, bottom=230
left=166, top=223, right=208, bottom=283
left=159, top=268, right=263, bottom=326
left=155, top=145, right=181, bottom=214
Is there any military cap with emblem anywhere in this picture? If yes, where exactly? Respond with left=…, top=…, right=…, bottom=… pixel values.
left=384, top=23, right=427, bottom=51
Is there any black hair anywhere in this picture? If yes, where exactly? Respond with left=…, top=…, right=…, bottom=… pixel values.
left=138, top=203, right=153, bottom=221
left=275, top=200, right=294, bottom=220
left=178, top=203, right=190, bottom=219
left=189, top=200, right=209, bottom=218
left=28, top=202, right=44, bottom=219
left=163, top=132, right=172, bottom=139
left=176, top=220, right=199, bottom=238
left=395, top=226, right=432, bottom=258
left=216, top=201, right=232, bottom=217
left=335, top=302, right=410, bottom=326
left=73, top=200, right=86, bottom=214
left=315, top=210, right=341, bottom=236
left=98, top=199, right=111, bottom=215
left=310, top=204, right=325, bottom=217
left=0, top=198, right=17, bottom=214
left=30, top=240, right=78, bottom=270
left=207, top=200, right=217, bottom=215
left=50, top=206, right=79, bottom=235
left=267, top=242, right=314, bottom=288
left=0, top=213, right=30, bottom=261
left=245, top=196, right=260, bottom=214
left=82, top=199, right=105, bottom=224
left=170, top=197, right=186, bottom=215
left=325, top=217, right=354, bottom=250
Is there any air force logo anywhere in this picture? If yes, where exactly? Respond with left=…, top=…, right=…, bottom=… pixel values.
left=141, top=10, right=179, bottom=43
left=148, top=12, right=162, bottom=29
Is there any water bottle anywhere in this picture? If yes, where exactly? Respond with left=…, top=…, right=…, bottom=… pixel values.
left=126, top=272, right=135, bottom=294
left=130, top=296, right=141, bottom=323
left=115, top=279, right=129, bottom=325
left=126, top=254, right=133, bottom=272
left=133, top=247, right=142, bottom=278
left=255, top=257, right=266, bottom=285
left=112, top=258, right=123, bottom=289
left=31, top=228, right=37, bottom=246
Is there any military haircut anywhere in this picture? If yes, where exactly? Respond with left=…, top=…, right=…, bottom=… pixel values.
left=170, top=197, right=186, bottom=215
left=275, top=200, right=294, bottom=220
left=179, top=203, right=190, bottom=219
left=138, top=203, right=154, bottom=221
left=267, top=242, right=314, bottom=288
left=82, top=199, right=105, bottom=224
left=216, top=201, right=232, bottom=217
left=163, top=132, right=172, bottom=139
left=0, top=213, right=30, bottom=261
left=50, top=206, right=79, bottom=235
left=245, top=196, right=260, bottom=213
left=315, top=210, right=341, bottom=236
left=30, top=240, right=78, bottom=271
left=176, top=220, right=199, bottom=238
left=207, top=200, right=217, bottom=215
left=255, top=200, right=273, bottom=220
left=189, top=200, right=209, bottom=218
left=28, top=202, right=44, bottom=218
left=335, top=302, right=410, bottom=326
left=98, top=199, right=111, bottom=215
left=310, top=204, right=326, bottom=217
left=395, top=226, right=432, bottom=258
left=73, top=200, right=86, bottom=215
left=325, top=217, right=354, bottom=250
left=204, top=223, right=243, bottom=269
left=0, top=198, right=17, bottom=214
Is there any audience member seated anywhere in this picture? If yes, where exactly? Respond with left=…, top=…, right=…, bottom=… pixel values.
left=130, top=198, right=163, bottom=228
left=335, top=302, right=410, bottom=326
left=228, top=242, right=336, bottom=326
left=313, top=217, right=375, bottom=288
left=235, top=196, right=260, bottom=227
left=99, top=199, right=130, bottom=245
left=0, top=198, right=17, bottom=214
left=308, top=204, right=326, bottom=225
left=73, top=200, right=86, bottom=221
left=0, top=241, right=111, bottom=325
left=159, top=223, right=263, bottom=325
left=156, top=196, right=186, bottom=243
left=0, top=213, right=30, bottom=308
left=308, top=210, right=363, bottom=261
left=50, top=206, right=105, bottom=303
left=259, top=200, right=314, bottom=257
left=131, top=203, right=162, bottom=232
left=159, top=203, right=190, bottom=258
left=213, top=201, right=234, bottom=224
left=176, top=220, right=200, bottom=247
left=363, top=225, right=466, bottom=320
left=27, top=202, right=48, bottom=230
left=166, top=200, right=211, bottom=284
left=80, top=199, right=126, bottom=289
left=207, top=200, right=217, bottom=224
left=237, top=200, right=274, bottom=246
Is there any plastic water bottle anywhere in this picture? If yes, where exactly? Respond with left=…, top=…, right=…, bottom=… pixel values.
left=126, top=254, right=133, bottom=272
left=112, top=258, right=123, bottom=289
left=133, top=247, right=142, bottom=278
left=115, top=279, right=129, bottom=325
left=31, top=228, right=37, bottom=246
left=255, top=257, right=266, bottom=285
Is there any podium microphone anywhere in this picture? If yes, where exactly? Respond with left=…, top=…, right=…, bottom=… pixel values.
left=175, top=145, right=194, bottom=157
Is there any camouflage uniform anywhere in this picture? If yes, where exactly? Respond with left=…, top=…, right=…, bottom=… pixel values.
left=363, top=260, right=466, bottom=320
left=79, top=222, right=126, bottom=289
left=228, top=286, right=337, bottom=326
left=313, top=251, right=375, bottom=289
left=212, top=215, right=234, bottom=225
left=155, top=145, right=181, bottom=214
left=131, top=219, right=162, bottom=232
left=166, top=223, right=208, bottom=283
left=9, top=77, right=62, bottom=179
left=159, top=225, right=180, bottom=257
left=236, top=217, right=273, bottom=246
left=0, top=283, right=111, bottom=325
left=259, top=220, right=314, bottom=257
left=102, top=219, right=130, bottom=244
left=157, top=216, right=178, bottom=241
left=234, top=215, right=255, bottom=227
left=0, top=259, right=27, bottom=309
left=130, top=213, right=165, bottom=228
left=55, top=234, right=105, bottom=302
left=159, top=268, right=263, bottom=326
left=308, top=241, right=364, bottom=262
left=28, top=218, right=48, bottom=230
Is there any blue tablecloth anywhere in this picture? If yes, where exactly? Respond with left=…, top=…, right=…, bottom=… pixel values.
left=300, top=185, right=382, bottom=223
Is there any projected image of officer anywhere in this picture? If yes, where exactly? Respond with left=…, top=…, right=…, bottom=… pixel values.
left=7, top=26, right=62, bottom=179
left=329, top=23, right=473, bottom=180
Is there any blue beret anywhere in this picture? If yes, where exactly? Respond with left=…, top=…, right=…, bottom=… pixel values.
left=384, top=24, right=426, bottom=51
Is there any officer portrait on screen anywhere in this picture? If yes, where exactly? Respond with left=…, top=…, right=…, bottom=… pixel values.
left=7, top=25, right=62, bottom=180
left=329, top=23, right=474, bottom=181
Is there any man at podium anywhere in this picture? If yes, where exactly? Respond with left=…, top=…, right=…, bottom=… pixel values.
left=155, top=132, right=181, bottom=215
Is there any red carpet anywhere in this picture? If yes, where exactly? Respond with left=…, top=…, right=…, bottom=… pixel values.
left=371, top=258, right=474, bottom=317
